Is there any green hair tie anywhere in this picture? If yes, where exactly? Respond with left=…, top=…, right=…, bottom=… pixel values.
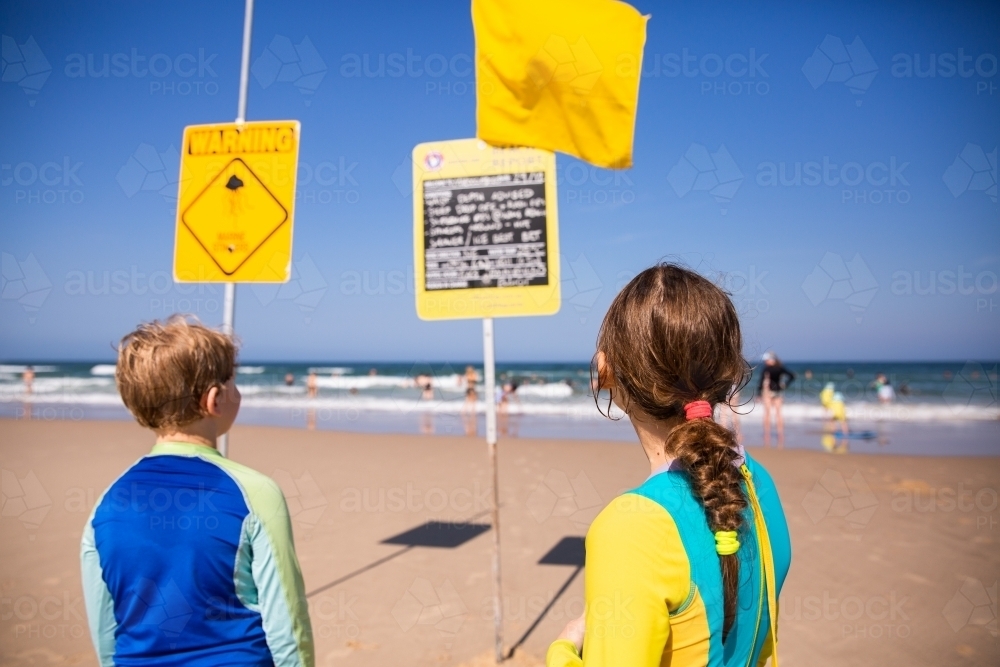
left=715, top=530, right=740, bottom=556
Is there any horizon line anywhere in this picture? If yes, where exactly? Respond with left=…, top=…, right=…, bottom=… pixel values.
left=2, top=359, right=998, bottom=366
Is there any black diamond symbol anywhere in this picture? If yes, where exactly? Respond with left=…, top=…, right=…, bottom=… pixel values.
left=181, top=157, right=289, bottom=276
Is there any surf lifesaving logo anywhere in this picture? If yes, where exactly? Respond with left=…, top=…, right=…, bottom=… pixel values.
left=424, top=151, right=444, bottom=171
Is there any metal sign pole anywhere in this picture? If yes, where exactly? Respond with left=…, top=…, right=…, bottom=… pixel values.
left=482, top=317, right=503, bottom=662
left=218, top=282, right=236, bottom=457
left=219, top=0, right=255, bottom=458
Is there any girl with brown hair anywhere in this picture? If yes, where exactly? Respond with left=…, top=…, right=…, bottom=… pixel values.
left=547, top=264, right=792, bottom=667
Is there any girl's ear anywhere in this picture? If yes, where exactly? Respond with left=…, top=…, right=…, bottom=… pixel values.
left=596, top=351, right=616, bottom=389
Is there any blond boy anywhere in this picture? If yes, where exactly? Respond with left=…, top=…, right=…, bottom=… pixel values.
left=81, top=317, right=314, bottom=666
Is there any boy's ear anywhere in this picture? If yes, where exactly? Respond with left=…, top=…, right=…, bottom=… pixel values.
left=201, top=385, right=221, bottom=417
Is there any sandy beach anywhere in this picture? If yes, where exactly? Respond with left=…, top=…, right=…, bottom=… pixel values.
left=1, top=418, right=997, bottom=666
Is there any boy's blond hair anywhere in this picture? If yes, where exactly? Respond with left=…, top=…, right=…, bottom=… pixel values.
left=116, top=316, right=236, bottom=429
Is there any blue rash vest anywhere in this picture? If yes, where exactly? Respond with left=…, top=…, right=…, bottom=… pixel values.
left=80, top=441, right=314, bottom=666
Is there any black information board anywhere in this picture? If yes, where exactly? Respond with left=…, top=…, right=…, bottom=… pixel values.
left=423, top=172, right=548, bottom=291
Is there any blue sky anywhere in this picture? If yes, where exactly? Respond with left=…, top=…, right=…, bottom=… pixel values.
left=1, top=0, right=998, bottom=362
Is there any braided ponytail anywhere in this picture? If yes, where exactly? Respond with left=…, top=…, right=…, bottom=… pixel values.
left=594, top=263, right=751, bottom=640
left=665, top=416, right=746, bottom=637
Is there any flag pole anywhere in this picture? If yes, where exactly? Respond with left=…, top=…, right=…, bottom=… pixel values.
left=219, top=0, right=255, bottom=459
left=235, top=0, right=254, bottom=126
left=483, top=317, right=503, bottom=662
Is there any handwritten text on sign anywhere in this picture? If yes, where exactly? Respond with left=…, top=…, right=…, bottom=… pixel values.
left=423, top=173, right=548, bottom=290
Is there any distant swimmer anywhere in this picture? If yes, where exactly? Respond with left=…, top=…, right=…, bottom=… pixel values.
left=501, top=381, right=519, bottom=407
left=462, top=384, right=478, bottom=436
left=498, top=381, right=520, bottom=436
left=22, top=365, right=34, bottom=395
left=415, top=373, right=434, bottom=434
left=462, top=365, right=481, bottom=435
left=415, top=373, right=434, bottom=401
left=758, top=352, right=795, bottom=448
left=464, top=365, right=479, bottom=391
left=307, top=371, right=318, bottom=399
left=284, top=373, right=295, bottom=387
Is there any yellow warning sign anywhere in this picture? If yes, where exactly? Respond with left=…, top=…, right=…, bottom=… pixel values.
left=412, top=138, right=560, bottom=320
left=174, top=120, right=300, bottom=282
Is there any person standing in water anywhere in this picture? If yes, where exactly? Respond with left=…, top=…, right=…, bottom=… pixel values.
left=873, top=373, right=896, bottom=404
left=547, top=264, right=790, bottom=667
left=463, top=365, right=479, bottom=392
left=824, top=389, right=849, bottom=436
left=758, top=352, right=795, bottom=448
left=820, top=381, right=835, bottom=409
left=22, top=365, right=35, bottom=395
left=415, top=373, right=434, bottom=401
left=415, top=373, right=434, bottom=434
left=498, top=381, right=520, bottom=436
left=462, top=383, right=478, bottom=436
left=459, top=365, right=479, bottom=436
left=306, top=372, right=318, bottom=399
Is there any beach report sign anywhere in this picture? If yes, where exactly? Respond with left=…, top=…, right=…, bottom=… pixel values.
left=411, top=139, right=561, bottom=320
left=173, top=120, right=301, bottom=283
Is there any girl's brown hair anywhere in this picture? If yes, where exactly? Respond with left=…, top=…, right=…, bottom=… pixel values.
left=594, top=263, right=750, bottom=638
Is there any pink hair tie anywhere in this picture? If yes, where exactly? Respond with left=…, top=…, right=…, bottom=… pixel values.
left=684, top=400, right=713, bottom=420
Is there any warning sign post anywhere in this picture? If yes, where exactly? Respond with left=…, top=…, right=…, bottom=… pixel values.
left=411, top=138, right=561, bottom=662
left=172, top=0, right=300, bottom=458
left=174, top=121, right=300, bottom=283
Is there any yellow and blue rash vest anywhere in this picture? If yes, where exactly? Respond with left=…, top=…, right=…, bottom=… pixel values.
left=820, top=386, right=835, bottom=410
left=547, top=453, right=791, bottom=667
left=80, top=442, right=314, bottom=667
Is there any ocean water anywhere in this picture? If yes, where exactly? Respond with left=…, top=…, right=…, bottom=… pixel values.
left=1, top=361, right=997, bottom=455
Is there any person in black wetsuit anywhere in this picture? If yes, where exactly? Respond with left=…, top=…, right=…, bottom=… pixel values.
left=758, top=351, right=795, bottom=448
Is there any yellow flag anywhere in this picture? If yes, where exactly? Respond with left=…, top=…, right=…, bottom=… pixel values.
left=473, top=0, right=648, bottom=169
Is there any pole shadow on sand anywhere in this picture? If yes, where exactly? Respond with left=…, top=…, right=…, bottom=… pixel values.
left=306, top=510, right=494, bottom=598
left=507, top=536, right=586, bottom=658
left=304, top=516, right=587, bottom=659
